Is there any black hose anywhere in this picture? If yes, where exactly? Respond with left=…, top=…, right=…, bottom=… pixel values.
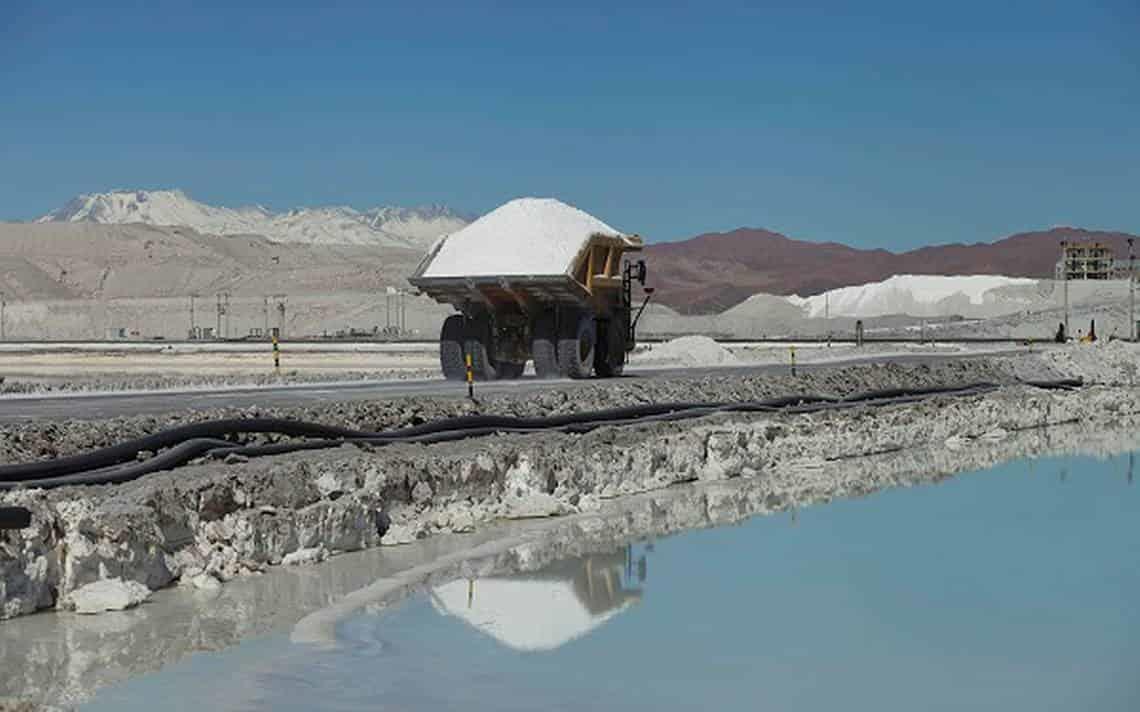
left=0, top=379, right=1081, bottom=491
left=839, top=382, right=1000, bottom=402
left=1020, top=378, right=1083, bottom=390
left=0, top=419, right=370, bottom=482
left=5, top=438, right=237, bottom=489
left=0, top=400, right=816, bottom=483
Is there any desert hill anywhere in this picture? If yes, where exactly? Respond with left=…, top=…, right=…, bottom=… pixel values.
left=645, top=227, right=1140, bottom=313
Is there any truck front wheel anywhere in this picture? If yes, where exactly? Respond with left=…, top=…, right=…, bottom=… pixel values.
left=594, top=318, right=626, bottom=378
left=558, top=311, right=595, bottom=379
left=439, top=315, right=466, bottom=380
left=464, top=314, right=498, bottom=381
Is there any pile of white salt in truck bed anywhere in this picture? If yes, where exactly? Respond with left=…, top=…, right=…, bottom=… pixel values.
left=420, top=197, right=630, bottom=278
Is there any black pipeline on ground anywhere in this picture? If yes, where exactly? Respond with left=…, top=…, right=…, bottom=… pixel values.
left=0, top=379, right=1082, bottom=493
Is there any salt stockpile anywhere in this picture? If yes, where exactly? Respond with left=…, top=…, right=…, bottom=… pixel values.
left=1034, top=339, right=1140, bottom=386
left=637, top=335, right=739, bottom=367
left=787, top=274, right=1039, bottom=319
left=420, top=197, right=636, bottom=277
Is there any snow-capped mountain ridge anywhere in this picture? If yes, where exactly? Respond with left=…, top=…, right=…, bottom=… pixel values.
left=37, top=189, right=470, bottom=248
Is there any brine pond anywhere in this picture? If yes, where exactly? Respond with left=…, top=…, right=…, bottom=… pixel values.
left=80, top=451, right=1140, bottom=711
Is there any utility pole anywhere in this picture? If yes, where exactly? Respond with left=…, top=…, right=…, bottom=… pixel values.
left=400, top=289, right=407, bottom=334
left=216, top=292, right=230, bottom=340
left=189, top=294, right=196, bottom=339
left=1, top=291, right=6, bottom=341
left=824, top=291, right=830, bottom=347
left=1129, top=238, right=1136, bottom=342
left=273, top=294, right=286, bottom=337
left=263, top=296, right=270, bottom=336
left=1061, top=240, right=1069, bottom=340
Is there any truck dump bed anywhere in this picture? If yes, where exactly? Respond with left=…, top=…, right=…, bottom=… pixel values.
left=408, top=198, right=642, bottom=310
left=409, top=272, right=592, bottom=311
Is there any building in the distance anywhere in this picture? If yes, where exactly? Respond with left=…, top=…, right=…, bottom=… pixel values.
left=1055, top=241, right=1116, bottom=280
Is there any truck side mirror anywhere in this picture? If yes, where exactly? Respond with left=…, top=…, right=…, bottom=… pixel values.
left=636, top=260, right=647, bottom=285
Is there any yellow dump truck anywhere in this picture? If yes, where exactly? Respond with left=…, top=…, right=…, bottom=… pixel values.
left=408, top=198, right=650, bottom=380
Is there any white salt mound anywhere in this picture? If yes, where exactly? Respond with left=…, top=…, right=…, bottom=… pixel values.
left=1037, top=340, right=1140, bottom=385
left=642, top=336, right=738, bottom=367
left=421, top=197, right=631, bottom=278
left=787, top=274, right=1038, bottom=319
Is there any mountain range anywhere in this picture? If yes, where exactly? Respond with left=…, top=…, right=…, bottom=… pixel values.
left=644, top=227, right=1140, bottom=313
left=37, top=190, right=470, bottom=248
left=28, top=190, right=1139, bottom=315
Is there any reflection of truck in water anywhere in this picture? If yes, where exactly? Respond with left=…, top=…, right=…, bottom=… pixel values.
left=409, top=198, right=651, bottom=380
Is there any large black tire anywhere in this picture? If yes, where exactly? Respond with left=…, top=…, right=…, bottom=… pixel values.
left=532, top=310, right=560, bottom=379
left=497, top=361, right=525, bottom=379
left=464, top=314, right=498, bottom=381
left=558, top=311, right=596, bottom=379
left=439, top=315, right=466, bottom=381
left=594, top=318, right=626, bottom=378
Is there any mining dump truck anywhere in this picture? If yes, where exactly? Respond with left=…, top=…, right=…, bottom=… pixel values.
left=409, top=198, right=651, bottom=380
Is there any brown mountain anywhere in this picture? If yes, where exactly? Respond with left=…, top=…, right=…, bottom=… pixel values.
left=644, top=227, right=1140, bottom=314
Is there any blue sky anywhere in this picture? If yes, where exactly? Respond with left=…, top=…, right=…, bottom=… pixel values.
left=1, top=1, right=1137, bottom=248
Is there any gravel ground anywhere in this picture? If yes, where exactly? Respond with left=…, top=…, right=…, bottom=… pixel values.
left=0, top=339, right=993, bottom=396
left=0, top=357, right=1031, bottom=465
left=0, top=366, right=444, bottom=396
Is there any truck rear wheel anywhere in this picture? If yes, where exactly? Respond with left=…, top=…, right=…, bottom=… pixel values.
left=594, top=318, right=626, bottom=378
left=532, top=311, right=560, bottom=379
left=558, top=311, right=595, bottom=379
left=440, top=315, right=466, bottom=380
left=464, top=314, right=498, bottom=381
left=497, top=362, right=525, bottom=379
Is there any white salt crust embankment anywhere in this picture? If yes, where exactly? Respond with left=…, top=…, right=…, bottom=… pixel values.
left=3, top=410, right=1140, bottom=709
left=2, top=344, right=1140, bottom=622
left=0, top=347, right=1132, bottom=612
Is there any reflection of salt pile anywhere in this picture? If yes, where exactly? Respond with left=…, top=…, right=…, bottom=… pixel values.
left=639, top=335, right=738, bottom=366
left=787, top=274, right=1039, bottom=319
left=430, top=552, right=641, bottom=653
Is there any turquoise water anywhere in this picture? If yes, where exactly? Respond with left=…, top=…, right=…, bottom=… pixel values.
left=86, top=452, right=1139, bottom=711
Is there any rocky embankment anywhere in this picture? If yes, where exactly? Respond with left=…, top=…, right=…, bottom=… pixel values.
left=1, top=357, right=1023, bottom=464
left=2, top=345, right=1139, bottom=622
